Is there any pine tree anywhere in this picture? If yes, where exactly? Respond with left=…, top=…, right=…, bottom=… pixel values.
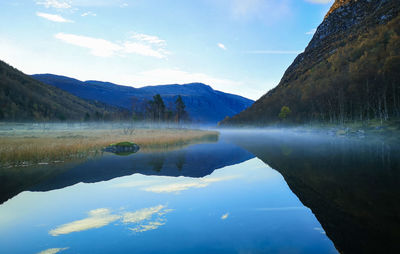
left=175, top=95, right=187, bottom=123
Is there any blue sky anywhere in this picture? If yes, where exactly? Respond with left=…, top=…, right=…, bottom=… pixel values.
left=0, top=0, right=333, bottom=100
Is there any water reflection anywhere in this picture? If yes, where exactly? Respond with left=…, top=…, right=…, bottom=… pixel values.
left=141, top=176, right=237, bottom=193
left=0, top=140, right=253, bottom=204
left=122, top=205, right=172, bottom=233
left=37, top=247, right=68, bottom=254
left=50, top=208, right=121, bottom=236
left=226, top=130, right=400, bottom=254
left=0, top=152, right=337, bottom=253
left=4, top=130, right=395, bottom=253
left=49, top=205, right=172, bottom=236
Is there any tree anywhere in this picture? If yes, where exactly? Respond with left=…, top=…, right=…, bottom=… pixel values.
left=175, top=95, right=187, bottom=123
left=279, top=106, right=291, bottom=121
left=146, top=94, right=165, bottom=122
left=153, top=94, right=165, bottom=121
left=84, top=112, right=90, bottom=121
left=130, top=96, right=140, bottom=121
left=383, top=56, right=400, bottom=117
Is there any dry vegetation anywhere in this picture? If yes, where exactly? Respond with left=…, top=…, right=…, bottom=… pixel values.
left=0, top=125, right=219, bottom=167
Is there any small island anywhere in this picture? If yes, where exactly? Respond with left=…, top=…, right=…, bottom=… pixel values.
left=103, top=141, right=140, bottom=155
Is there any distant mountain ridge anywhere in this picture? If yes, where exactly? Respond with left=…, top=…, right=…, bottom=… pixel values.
left=0, top=60, right=127, bottom=121
left=32, top=74, right=254, bottom=123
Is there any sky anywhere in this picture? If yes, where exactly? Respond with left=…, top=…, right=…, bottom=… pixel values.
left=0, top=0, right=333, bottom=100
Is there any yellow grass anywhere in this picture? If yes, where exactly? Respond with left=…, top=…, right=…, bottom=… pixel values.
left=0, top=128, right=219, bottom=167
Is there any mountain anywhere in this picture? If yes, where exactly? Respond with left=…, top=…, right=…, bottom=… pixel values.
left=223, top=0, right=400, bottom=125
left=0, top=60, right=128, bottom=121
left=32, top=74, right=254, bottom=123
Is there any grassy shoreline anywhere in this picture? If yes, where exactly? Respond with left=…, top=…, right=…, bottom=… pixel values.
left=0, top=126, right=219, bottom=168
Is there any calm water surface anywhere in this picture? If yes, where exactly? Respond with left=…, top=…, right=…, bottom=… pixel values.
left=1, top=130, right=399, bottom=254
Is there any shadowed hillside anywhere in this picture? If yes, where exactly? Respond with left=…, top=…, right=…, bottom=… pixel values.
left=0, top=60, right=128, bottom=121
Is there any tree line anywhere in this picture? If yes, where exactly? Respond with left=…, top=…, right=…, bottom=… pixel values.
left=295, top=16, right=400, bottom=124
left=131, top=94, right=189, bottom=123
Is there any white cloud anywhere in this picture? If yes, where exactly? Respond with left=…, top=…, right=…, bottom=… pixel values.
left=218, top=43, right=227, bottom=50
left=81, top=11, right=96, bottom=17
left=36, top=0, right=130, bottom=8
left=54, top=32, right=170, bottom=58
left=304, top=0, right=333, bottom=4
left=245, top=50, right=302, bottom=55
left=49, top=208, right=121, bottom=236
left=36, top=0, right=71, bottom=9
left=131, top=33, right=166, bottom=46
left=123, top=42, right=168, bottom=59
left=37, top=248, right=68, bottom=254
left=306, top=28, right=317, bottom=35
left=55, top=33, right=121, bottom=57
left=36, top=12, right=73, bottom=23
left=221, top=213, right=229, bottom=220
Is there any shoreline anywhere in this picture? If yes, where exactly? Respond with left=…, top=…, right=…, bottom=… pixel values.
left=0, top=125, right=219, bottom=168
left=219, top=119, right=400, bottom=140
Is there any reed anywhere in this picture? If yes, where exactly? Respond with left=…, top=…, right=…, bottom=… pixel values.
left=0, top=128, right=219, bottom=167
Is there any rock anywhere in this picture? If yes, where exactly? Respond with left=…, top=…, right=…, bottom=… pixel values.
left=103, top=142, right=140, bottom=155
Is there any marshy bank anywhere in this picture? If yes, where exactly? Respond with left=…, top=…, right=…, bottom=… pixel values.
left=0, top=123, right=219, bottom=168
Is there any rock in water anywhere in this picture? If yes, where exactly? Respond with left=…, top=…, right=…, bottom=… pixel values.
left=103, top=142, right=140, bottom=155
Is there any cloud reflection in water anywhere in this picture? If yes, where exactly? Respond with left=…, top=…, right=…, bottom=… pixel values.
left=142, top=176, right=237, bottom=193
left=37, top=247, right=68, bottom=254
left=122, top=205, right=173, bottom=233
left=49, top=205, right=172, bottom=236
left=50, top=208, right=120, bottom=236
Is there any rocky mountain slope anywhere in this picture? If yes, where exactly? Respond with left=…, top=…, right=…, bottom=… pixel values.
left=32, top=74, right=253, bottom=123
left=223, top=0, right=400, bottom=125
left=0, top=60, right=127, bottom=121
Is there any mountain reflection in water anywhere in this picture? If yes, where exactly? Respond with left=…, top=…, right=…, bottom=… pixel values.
left=0, top=132, right=340, bottom=254
left=0, top=139, right=253, bottom=203
left=226, top=130, right=400, bottom=254
left=1, top=130, right=398, bottom=253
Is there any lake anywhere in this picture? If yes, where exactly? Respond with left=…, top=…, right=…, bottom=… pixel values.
left=0, top=130, right=399, bottom=254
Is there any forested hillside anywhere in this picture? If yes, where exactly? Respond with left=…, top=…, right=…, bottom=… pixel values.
left=0, top=60, right=128, bottom=121
left=223, top=0, right=400, bottom=125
